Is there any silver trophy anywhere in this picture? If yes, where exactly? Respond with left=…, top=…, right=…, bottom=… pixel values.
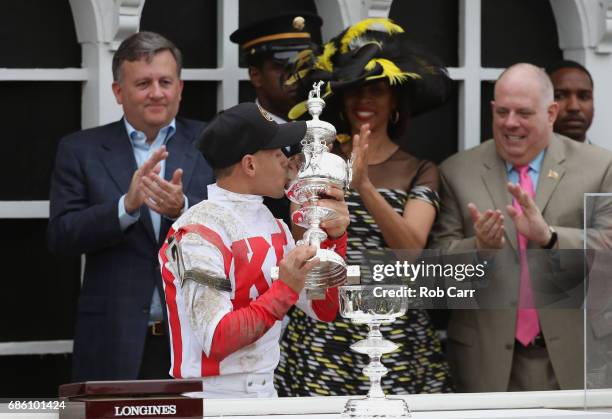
left=285, top=81, right=354, bottom=297
left=339, top=285, right=411, bottom=418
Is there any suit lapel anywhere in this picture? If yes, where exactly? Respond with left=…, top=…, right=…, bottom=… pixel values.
left=165, top=123, right=198, bottom=187
left=100, top=119, right=157, bottom=244
left=159, top=121, right=199, bottom=242
left=101, top=121, right=137, bottom=194
left=480, top=145, right=518, bottom=253
left=479, top=135, right=566, bottom=255
left=535, top=135, right=565, bottom=215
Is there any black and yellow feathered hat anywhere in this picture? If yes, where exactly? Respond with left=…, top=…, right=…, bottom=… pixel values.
left=287, top=18, right=452, bottom=136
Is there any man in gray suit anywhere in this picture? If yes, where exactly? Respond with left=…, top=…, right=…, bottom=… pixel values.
left=431, top=63, right=612, bottom=392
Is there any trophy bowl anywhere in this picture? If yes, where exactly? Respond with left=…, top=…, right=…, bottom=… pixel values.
left=303, top=248, right=347, bottom=289
left=339, top=285, right=412, bottom=418
left=286, top=152, right=351, bottom=204
left=339, top=285, right=408, bottom=324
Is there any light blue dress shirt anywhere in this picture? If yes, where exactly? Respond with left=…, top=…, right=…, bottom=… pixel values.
left=505, top=150, right=545, bottom=192
left=117, top=118, right=178, bottom=324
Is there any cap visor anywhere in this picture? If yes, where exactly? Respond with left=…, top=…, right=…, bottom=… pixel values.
left=265, top=120, right=306, bottom=150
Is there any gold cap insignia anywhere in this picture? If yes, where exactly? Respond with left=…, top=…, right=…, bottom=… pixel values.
left=547, top=169, right=559, bottom=180
left=293, top=16, right=305, bottom=31
left=257, top=104, right=274, bottom=122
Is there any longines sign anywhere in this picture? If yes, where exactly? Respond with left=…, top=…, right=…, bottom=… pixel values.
left=58, top=379, right=203, bottom=418
left=114, top=404, right=177, bottom=416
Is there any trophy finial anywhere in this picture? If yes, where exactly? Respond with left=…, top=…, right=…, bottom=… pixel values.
left=307, top=81, right=326, bottom=119
left=311, top=81, right=324, bottom=99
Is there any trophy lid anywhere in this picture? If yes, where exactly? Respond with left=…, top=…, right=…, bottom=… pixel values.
left=305, top=118, right=336, bottom=133
left=306, top=81, right=326, bottom=119
left=304, top=81, right=336, bottom=145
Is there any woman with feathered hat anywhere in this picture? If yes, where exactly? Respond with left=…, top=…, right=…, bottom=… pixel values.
left=276, top=18, right=454, bottom=396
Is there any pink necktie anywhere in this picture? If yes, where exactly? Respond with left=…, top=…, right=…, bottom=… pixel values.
left=513, top=165, right=541, bottom=346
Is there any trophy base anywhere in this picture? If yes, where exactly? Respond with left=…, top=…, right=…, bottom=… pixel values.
left=304, top=248, right=347, bottom=299
left=342, top=396, right=411, bottom=418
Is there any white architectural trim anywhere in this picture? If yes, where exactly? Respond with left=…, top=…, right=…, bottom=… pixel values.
left=203, top=391, right=612, bottom=415
left=550, top=0, right=589, bottom=50
left=69, top=0, right=103, bottom=45
left=69, top=0, right=145, bottom=129
left=182, top=68, right=249, bottom=81
left=0, top=69, right=88, bottom=81
left=479, top=68, right=504, bottom=81
left=554, top=0, right=612, bottom=53
left=314, top=0, right=392, bottom=37
left=366, top=0, right=393, bottom=18
left=216, top=0, right=241, bottom=110
left=596, top=0, right=612, bottom=53
left=69, top=0, right=144, bottom=47
left=551, top=0, right=612, bottom=52
left=113, top=0, right=146, bottom=49
left=0, top=340, right=73, bottom=356
left=314, top=0, right=362, bottom=40
left=447, top=67, right=467, bottom=81
left=458, top=0, right=482, bottom=150
left=80, top=43, right=123, bottom=128
left=446, top=68, right=503, bottom=83
left=0, top=202, right=49, bottom=218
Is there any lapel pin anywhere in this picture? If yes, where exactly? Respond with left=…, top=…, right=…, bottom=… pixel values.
left=547, top=169, right=559, bottom=180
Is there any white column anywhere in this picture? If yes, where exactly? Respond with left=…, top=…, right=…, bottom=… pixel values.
left=217, top=0, right=242, bottom=110
left=79, top=43, right=122, bottom=128
left=69, top=0, right=145, bottom=128
left=577, top=50, right=612, bottom=149
left=366, top=0, right=393, bottom=18
left=315, top=0, right=394, bottom=36
left=315, top=0, right=368, bottom=40
left=458, top=0, right=482, bottom=150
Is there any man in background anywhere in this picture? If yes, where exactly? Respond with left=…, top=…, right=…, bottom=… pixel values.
left=48, top=31, right=213, bottom=381
left=431, top=63, right=612, bottom=392
left=230, top=12, right=323, bottom=225
left=546, top=60, right=594, bottom=143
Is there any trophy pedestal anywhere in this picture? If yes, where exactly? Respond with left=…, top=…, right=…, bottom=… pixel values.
left=304, top=247, right=347, bottom=288
left=339, top=285, right=411, bottom=418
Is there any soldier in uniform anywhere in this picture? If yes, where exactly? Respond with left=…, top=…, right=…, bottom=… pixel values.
left=230, top=12, right=323, bottom=225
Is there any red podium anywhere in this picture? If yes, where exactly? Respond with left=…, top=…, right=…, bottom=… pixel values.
left=59, top=379, right=203, bottom=418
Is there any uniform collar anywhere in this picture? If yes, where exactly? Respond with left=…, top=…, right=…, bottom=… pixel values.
left=255, top=98, right=287, bottom=124
left=207, top=183, right=264, bottom=204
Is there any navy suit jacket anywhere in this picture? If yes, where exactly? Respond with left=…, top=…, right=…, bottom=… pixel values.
left=47, top=118, right=214, bottom=381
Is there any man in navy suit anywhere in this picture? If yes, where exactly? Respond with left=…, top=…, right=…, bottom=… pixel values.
left=47, top=31, right=214, bottom=381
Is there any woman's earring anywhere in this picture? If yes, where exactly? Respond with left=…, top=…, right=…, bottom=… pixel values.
left=390, top=110, right=400, bottom=124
